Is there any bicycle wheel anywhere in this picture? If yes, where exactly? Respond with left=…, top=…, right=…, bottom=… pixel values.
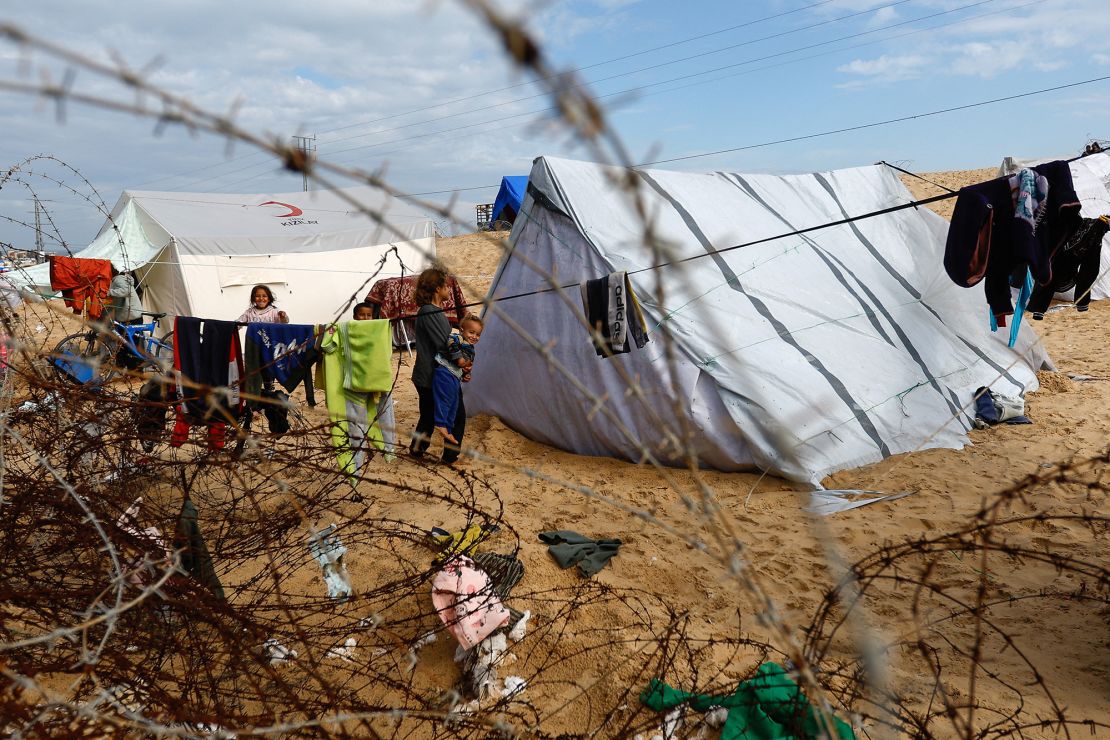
left=146, top=331, right=174, bottom=373
left=53, top=331, right=117, bottom=385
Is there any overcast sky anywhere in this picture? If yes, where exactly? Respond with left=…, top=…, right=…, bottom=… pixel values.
left=2, top=0, right=1109, bottom=252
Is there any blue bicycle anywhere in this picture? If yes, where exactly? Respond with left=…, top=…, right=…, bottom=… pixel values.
left=52, top=312, right=174, bottom=385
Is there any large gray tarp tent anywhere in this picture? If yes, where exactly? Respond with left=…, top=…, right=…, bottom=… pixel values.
left=467, top=156, right=1049, bottom=484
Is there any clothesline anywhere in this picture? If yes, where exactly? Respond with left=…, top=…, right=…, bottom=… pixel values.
left=407, top=148, right=1105, bottom=321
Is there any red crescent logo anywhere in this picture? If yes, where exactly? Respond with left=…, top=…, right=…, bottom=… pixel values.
left=259, top=200, right=303, bottom=218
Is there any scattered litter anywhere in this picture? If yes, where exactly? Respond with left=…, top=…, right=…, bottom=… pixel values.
left=263, top=638, right=297, bottom=667
left=538, top=530, right=622, bottom=577
left=307, top=523, right=352, bottom=601
left=807, top=489, right=915, bottom=516
left=115, top=497, right=170, bottom=587
left=507, top=610, right=530, bottom=642
left=466, top=632, right=510, bottom=701
left=1067, top=373, right=1106, bottom=382
left=324, top=637, right=358, bottom=662
left=973, top=386, right=1031, bottom=428
left=502, top=675, right=527, bottom=698
left=17, top=391, right=60, bottom=413
left=187, top=724, right=237, bottom=739
left=431, top=556, right=510, bottom=650
left=404, top=631, right=437, bottom=671
left=660, top=705, right=686, bottom=739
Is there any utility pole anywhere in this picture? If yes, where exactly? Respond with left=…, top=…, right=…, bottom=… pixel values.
left=33, top=196, right=44, bottom=253
left=291, top=134, right=316, bottom=192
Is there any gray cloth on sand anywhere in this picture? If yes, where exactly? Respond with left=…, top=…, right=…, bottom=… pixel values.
left=538, top=530, right=622, bottom=578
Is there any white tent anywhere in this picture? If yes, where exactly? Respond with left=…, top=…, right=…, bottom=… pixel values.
left=998, top=151, right=1110, bottom=302
left=11, top=186, right=436, bottom=327
left=467, top=157, right=1049, bottom=484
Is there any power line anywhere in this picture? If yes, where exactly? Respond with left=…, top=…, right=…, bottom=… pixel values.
left=197, top=0, right=1049, bottom=200
left=320, top=0, right=992, bottom=157
left=188, top=0, right=1002, bottom=193
left=316, top=0, right=916, bottom=148
left=311, top=1, right=840, bottom=137
left=131, top=1, right=837, bottom=191
left=642, top=73, right=1110, bottom=166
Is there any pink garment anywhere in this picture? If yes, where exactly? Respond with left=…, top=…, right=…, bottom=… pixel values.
left=237, top=304, right=286, bottom=324
left=431, top=556, right=511, bottom=650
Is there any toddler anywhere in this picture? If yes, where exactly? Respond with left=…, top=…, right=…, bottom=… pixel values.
left=432, top=314, right=482, bottom=445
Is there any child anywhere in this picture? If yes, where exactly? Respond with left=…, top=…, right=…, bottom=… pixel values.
left=352, top=301, right=375, bottom=321
left=238, top=284, right=289, bottom=324
left=432, top=313, right=482, bottom=446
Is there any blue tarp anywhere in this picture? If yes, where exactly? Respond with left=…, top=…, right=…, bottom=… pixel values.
left=491, top=176, right=529, bottom=224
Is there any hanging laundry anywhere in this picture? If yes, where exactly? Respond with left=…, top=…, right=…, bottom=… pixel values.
left=174, top=496, right=225, bottom=599
left=538, top=530, right=622, bottom=577
left=579, top=271, right=650, bottom=357
left=171, top=317, right=244, bottom=451
left=430, top=555, right=511, bottom=650
left=1029, top=215, right=1109, bottom=318
left=987, top=267, right=1034, bottom=349
left=364, top=274, right=468, bottom=347
left=640, top=662, right=856, bottom=740
left=944, top=162, right=1082, bottom=327
left=242, top=323, right=319, bottom=405
left=306, top=524, right=353, bottom=600
left=317, top=321, right=395, bottom=475
left=48, top=256, right=112, bottom=319
left=337, top=319, right=393, bottom=392
left=973, top=386, right=1032, bottom=428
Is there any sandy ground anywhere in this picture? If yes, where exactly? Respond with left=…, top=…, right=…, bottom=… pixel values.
left=425, top=173, right=1110, bottom=733
left=10, top=168, right=1109, bottom=736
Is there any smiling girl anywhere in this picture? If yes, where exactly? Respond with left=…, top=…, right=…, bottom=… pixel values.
left=238, top=284, right=289, bottom=324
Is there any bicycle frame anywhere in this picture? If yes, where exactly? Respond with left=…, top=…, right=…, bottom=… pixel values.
left=114, top=320, right=161, bottom=359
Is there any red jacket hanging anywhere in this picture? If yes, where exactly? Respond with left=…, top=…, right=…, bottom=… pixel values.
left=49, top=256, right=112, bottom=319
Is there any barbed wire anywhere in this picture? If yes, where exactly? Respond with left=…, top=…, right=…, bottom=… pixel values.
left=0, top=3, right=1106, bottom=738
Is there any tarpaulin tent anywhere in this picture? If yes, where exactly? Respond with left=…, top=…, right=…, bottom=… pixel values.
left=467, top=156, right=1049, bottom=484
left=9, top=186, right=435, bottom=329
left=998, top=151, right=1110, bottom=303
left=491, top=176, right=528, bottom=225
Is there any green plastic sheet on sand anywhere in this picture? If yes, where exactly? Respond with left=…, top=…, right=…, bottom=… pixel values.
left=640, top=662, right=855, bottom=739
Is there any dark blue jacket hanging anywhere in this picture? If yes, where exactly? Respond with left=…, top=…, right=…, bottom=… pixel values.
left=944, top=161, right=1082, bottom=325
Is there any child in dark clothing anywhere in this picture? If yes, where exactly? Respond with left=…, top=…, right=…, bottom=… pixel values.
left=432, top=314, right=482, bottom=445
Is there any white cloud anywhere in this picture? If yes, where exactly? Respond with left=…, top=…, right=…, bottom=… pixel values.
left=868, top=6, right=899, bottom=27
left=837, top=53, right=929, bottom=81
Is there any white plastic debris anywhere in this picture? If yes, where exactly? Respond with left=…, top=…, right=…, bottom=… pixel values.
left=324, top=637, right=358, bottom=662
left=404, top=630, right=437, bottom=670
left=704, top=706, right=729, bottom=728
left=17, top=391, right=59, bottom=413
left=306, top=524, right=352, bottom=600
left=502, top=675, right=527, bottom=698
left=263, top=638, right=297, bottom=666
left=508, top=610, right=530, bottom=642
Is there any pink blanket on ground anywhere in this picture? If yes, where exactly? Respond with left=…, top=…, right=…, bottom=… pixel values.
left=430, top=556, right=510, bottom=650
